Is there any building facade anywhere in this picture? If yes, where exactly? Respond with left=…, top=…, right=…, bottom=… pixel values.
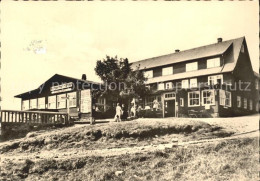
left=131, top=37, right=259, bottom=118
left=15, top=74, right=106, bottom=119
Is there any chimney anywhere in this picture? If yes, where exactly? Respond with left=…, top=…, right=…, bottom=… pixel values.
left=217, top=38, right=222, bottom=43
left=82, top=74, right=87, bottom=80
left=175, top=49, right=180, bottom=53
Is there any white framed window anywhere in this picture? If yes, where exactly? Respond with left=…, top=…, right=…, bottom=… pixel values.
left=208, top=74, right=223, bottom=86
left=162, top=67, right=173, bottom=76
left=237, top=96, right=241, bottom=108
left=190, top=78, right=197, bottom=88
left=182, top=79, right=189, bottom=89
left=144, top=70, right=153, bottom=78
left=57, top=94, right=66, bottom=109
left=225, top=91, right=231, bottom=107
left=165, top=82, right=173, bottom=90
left=186, top=62, right=198, bottom=72
left=202, top=90, right=215, bottom=105
left=30, top=99, right=37, bottom=109
left=158, top=83, right=165, bottom=90
left=98, top=98, right=105, bottom=105
left=188, top=91, right=200, bottom=107
left=68, top=92, right=77, bottom=107
left=165, top=93, right=175, bottom=99
left=219, top=90, right=231, bottom=107
left=244, top=98, right=247, bottom=109
left=180, top=98, right=184, bottom=107
left=48, top=95, right=57, bottom=109
left=22, top=100, right=29, bottom=110
left=255, top=79, right=259, bottom=89
left=249, top=99, right=253, bottom=110
left=38, top=97, right=45, bottom=109
left=207, top=57, right=220, bottom=68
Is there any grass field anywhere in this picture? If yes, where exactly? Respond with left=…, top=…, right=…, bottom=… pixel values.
left=1, top=137, right=258, bottom=181
left=0, top=115, right=258, bottom=180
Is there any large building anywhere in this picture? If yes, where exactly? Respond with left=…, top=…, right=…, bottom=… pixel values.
left=131, top=37, right=259, bottom=118
left=14, top=74, right=106, bottom=119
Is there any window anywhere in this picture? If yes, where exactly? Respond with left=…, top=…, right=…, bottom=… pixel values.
left=162, top=67, right=173, bottom=76
left=190, top=78, right=197, bottom=88
left=225, top=91, right=231, bottom=107
left=208, top=74, right=223, bottom=86
left=165, top=93, right=175, bottom=99
left=38, top=97, right=45, bottom=109
left=180, top=98, right=184, bottom=107
left=207, top=57, right=220, bottom=68
left=241, top=44, right=244, bottom=53
left=158, top=83, right=165, bottom=90
left=30, top=99, right=37, bottom=109
left=237, top=96, right=241, bottom=108
left=188, top=91, right=200, bottom=107
left=98, top=98, right=105, bottom=105
left=249, top=99, right=253, bottom=110
left=202, top=90, right=215, bottom=105
left=243, top=98, right=247, bottom=109
left=165, top=82, right=173, bottom=90
left=255, top=79, right=259, bottom=89
left=219, top=90, right=231, bottom=107
left=256, top=103, right=259, bottom=112
left=57, top=94, right=66, bottom=109
left=22, top=100, right=29, bottom=110
left=48, top=95, right=57, bottom=109
left=182, top=79, right=189, bottom=89
left=68, top=92, right=77, bottom=107
left=186, top=62, right=198, bottom=72
left=144, top=70, right=153, bottom=78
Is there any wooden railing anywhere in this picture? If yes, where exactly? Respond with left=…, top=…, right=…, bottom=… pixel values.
left=0, top=110, right=69, bottom=125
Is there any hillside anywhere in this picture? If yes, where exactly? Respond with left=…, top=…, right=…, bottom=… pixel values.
left=0, top=115, right=258, bottom=180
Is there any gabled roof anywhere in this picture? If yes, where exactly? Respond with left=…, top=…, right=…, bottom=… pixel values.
left=131, top=37, right=245, bottom=71
left=15, top=74, right=102, bottom=98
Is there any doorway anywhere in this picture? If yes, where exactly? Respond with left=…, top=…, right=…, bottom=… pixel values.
left=164, top=100, right=175, bottom=117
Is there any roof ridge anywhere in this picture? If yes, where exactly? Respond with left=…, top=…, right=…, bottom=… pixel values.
left=132, top=36, right=245, bottom=65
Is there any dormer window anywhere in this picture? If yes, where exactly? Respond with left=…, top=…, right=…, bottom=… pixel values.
left=186, top=62, right=198, bottom=72
left=207, top=57, right=220, bottom=68
left=144, top=70, right=153, bottom=78
left=162, top=67, right=173, bottom=76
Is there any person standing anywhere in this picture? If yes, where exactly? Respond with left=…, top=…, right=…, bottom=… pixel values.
left=114, top=103, right=122, bottom=122
left=121, top=104, right=128, bottom=120
left=130, top=105, right=136, bottom=118
left=153, top=99, right=159, bottom=111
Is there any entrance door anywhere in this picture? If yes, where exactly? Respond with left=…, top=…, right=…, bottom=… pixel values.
left=165, top=100, right=175, bottom=117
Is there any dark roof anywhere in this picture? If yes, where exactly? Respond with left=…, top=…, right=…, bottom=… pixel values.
left=15, top=74, right=102, bottom=98
left=131, top=37, right=244, bottom=70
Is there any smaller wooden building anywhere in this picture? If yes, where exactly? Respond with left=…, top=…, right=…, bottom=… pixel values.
left=15, top=74, right=106, bottom=119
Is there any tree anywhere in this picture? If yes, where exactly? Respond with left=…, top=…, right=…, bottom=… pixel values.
left=94, top=56, right=149, bottom=104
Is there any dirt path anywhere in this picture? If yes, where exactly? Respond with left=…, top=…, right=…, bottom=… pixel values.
left=1, top=129, right=258, bottom=163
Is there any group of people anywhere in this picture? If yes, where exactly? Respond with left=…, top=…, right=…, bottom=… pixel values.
left=114, top=103, right=127, bottom=122
left=114, top=103, right=143, bottom=122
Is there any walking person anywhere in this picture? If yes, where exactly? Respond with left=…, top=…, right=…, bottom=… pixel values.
left=114, top=103, right=122, bottom=122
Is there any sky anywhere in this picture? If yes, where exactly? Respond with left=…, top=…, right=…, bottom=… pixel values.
left=1, top=1, right=259, bottom=110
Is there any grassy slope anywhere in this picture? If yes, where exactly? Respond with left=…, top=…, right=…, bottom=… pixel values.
left=0, top=119, right=232, bottom=154
left=1, top=137, right=258, bottom=181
